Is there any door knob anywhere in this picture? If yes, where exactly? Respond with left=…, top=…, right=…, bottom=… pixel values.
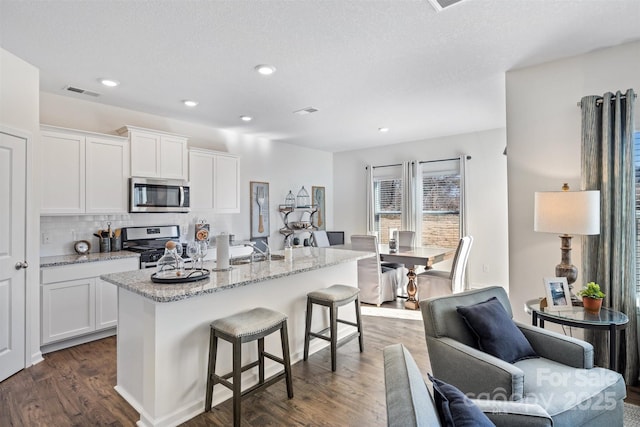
left=15, top=261, right=29, bottom=270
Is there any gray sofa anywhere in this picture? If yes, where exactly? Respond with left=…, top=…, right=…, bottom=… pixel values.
left=383, top=343, right=553, bottom=426
left=420, top=286, right=626, bottom=427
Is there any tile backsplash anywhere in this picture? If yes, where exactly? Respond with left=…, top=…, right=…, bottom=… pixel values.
left=40, top=213, right=235, bottom=257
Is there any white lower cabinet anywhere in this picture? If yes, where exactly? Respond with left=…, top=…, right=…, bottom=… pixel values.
left=40, top=257, right=138, bottom=351
left=42, top=278, right=96, bottom=343
left=96, top=277, right=118, bottom=329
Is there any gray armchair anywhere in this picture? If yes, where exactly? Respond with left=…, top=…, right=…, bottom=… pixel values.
left=383, top=343, right=553, bottom=427
left=420, top=286, right=626, bottom=427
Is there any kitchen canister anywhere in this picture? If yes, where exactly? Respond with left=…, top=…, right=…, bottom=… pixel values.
left=111, top=236, right=122, bottom=251
left=99, top=237, right=111, bottom=253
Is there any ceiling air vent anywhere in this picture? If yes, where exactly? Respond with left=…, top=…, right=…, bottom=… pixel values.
left=426, top=0, right=467, bottom=12
left=64, top=85, right=100, bottom=97
left=293, top=107, right=318, bottom=116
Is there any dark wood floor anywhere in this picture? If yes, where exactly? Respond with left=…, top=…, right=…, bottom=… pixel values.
left=1, top=301, right=638, bottom=426
left=0, top=306, right=429, bottom=427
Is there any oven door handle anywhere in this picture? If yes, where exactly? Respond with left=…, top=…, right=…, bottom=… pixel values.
left=179, top=186, right=185, bottom=208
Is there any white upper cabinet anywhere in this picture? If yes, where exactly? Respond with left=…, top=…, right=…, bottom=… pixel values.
left=189, top=148, right=240, bottom=213
left=118, top=126, right=188, bottom=180
left=85, top=136, right=129, bottom=213
left=41, top=129, right=85, bottom=214
left=40, top=125, right=129, bottom=215
left=127, top=129, right=160, bottom=178
left=160, top=135, right=188, bottom=179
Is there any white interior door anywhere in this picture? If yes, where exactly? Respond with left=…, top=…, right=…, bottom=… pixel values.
left=0, top=130, right=27, bottom=381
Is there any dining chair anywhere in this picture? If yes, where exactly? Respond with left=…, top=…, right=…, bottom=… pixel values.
left=416, top=235, right=473, bottom=300
left=395, top=230, right=415, bottom=247
left=351, top=235, right=399, bottom=306
left=310, top=230, right=331, bottom=247
left=382, top=230, right=416, bottom=297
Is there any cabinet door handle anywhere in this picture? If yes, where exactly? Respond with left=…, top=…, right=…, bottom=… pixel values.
left=15, top=261, right=29, bottom=270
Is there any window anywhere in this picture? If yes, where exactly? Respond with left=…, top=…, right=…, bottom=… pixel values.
left=421, top=170, right=461, bottom=247
left=373, top=174, right=402, bottom=244
left=371, top=158, right=464, bottom=247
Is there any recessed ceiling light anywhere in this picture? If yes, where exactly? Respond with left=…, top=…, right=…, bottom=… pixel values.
left=378, top=127, right=390, bottom=133
left=183, top=100, right=198, bottom=107
left=99, top=78, right=119, bottom=87
left=254, top=64, right=276, bottom=76
left=240, top=115, right=253, bottom=122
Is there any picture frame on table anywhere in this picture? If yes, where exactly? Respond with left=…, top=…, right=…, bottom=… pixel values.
left=543, top=277, right=573, bottom=311
left=311, top=186, right=325, bottom=230
left=250, top=181, right=270, bottom=238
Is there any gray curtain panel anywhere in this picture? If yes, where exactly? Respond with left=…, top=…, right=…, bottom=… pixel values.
left=580, top=89, right=638, bottom=384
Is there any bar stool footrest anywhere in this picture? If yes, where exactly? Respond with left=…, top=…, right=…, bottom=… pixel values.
left=337, top=319, right=358, bottom=328
left=336, top=331, right=360, bottom=349
left=241, top=371, right=287, bottom=399
left=217, top=359, right=260, bottom=381
left=309, top=329, right=332, bottom=341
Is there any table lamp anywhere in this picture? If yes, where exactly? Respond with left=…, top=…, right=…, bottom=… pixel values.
left=534, top=183, right=600, bottom=304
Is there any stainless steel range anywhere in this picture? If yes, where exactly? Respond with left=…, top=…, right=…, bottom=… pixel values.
left=122, top=225, right=190, bottom=268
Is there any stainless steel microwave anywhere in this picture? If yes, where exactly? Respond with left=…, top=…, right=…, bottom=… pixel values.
left=129, top=177, right=190, bottom=213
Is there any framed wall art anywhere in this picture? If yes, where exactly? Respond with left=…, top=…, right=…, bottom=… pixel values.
left=250, top=181, right=270, bottom=238
left=312, top=186, right=325, bottom=230
left=543, top=277, right=573, bottom=311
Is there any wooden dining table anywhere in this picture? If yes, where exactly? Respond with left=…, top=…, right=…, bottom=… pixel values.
left=338, top=243, right=456, bottom=309
left=378, top=244, right=456, bottom=309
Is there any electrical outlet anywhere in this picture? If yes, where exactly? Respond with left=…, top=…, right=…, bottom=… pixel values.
left=42, top=232, right=51, bottom=244
left=482, top=264, right=489, bottom=273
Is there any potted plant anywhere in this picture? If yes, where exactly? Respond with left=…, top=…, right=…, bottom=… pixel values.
left=577, top=282, right=605, bottom=313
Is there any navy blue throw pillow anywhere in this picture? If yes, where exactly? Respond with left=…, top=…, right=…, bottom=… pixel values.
left=456, top=296, right=538, bottom=363
left=428, top=373, right=494, bottom=427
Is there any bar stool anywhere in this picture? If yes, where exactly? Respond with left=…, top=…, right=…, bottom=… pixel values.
left=303, top=284, right=364, bottom=371
left=205, top=307, right=294, bottom=426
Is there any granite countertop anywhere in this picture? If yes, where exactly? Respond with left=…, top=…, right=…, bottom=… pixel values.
left=40, top=251, right=140, bottom=268
left=100, top=247, right=373, bottom=303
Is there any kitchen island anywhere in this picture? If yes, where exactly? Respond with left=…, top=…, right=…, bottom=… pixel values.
left=101, top=247, right=373, bottom=427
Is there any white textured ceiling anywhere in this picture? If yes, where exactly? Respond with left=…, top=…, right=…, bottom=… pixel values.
left=1, top=0, right=639, bottom=152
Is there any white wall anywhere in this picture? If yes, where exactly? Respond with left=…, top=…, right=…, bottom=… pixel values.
left=506, top=40, right=640, bottom=323
left=39, top=92, right=333, bottom=255
left=0, top=48, right=42, bottom=366
left=333, top=128, right=509, bottom=289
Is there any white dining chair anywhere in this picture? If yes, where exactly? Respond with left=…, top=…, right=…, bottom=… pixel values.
left=351, top=235, right=399, bottom=306
left=382, top=230, right=416, bottom=297
left=416, top=235, right=473, bottom=300
left=310, top=230, right=331, bottom=247
left=395, top=230, right=415, bottom=247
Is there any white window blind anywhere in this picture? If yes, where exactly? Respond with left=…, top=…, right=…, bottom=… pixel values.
left=420, top=160, right=461, bottom=248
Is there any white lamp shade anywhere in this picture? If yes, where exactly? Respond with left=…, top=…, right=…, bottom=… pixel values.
left=534, top=190, right=600, bottom=235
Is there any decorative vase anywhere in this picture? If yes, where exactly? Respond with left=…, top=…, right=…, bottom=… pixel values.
left=582, top=296, right=602, bottom=313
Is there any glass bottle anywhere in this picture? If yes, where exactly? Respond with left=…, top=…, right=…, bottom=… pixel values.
left=156, top=240, right=185, bottom=278
left=284, top=235, right=293, bottom=262
left=296, top=186, right=310, bottom=208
